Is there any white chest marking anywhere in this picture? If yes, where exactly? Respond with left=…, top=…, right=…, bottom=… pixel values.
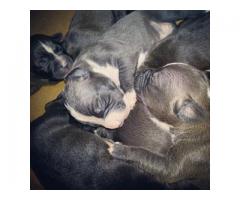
left=85, top=59, right=120, bottom=87
left=40, top=42, right=67, bottom=67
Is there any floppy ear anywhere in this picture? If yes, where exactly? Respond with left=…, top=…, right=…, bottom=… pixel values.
left=51, top=33, right=63, bottom=42
left=174, top=99, right=206, bottom=122
left=64, top=67, right=90, bottom=81
left=134, top=69, right=154, bottom=94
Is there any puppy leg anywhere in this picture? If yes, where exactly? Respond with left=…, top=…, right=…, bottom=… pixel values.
left=106, top=142, right=209, bottom=184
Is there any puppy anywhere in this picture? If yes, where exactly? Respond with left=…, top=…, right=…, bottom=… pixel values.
left=30, top=94, right=169, bottom=189
left=137, top=12, right=209, bottom=76
left=30, top=11, right=130, bottom=94
left=31, top=93, right=204, bottom=189
left=30, top=33, right=73, bottom=94
left=63, top=10, right=132, bottom=60
left=107, top=63, right=210, bottom=189
left=62, top=10, right=186, bottom=129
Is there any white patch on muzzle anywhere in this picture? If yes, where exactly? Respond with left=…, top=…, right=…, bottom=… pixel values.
left=65, top=89, right=136, bottom=129
left=40, top=42, right=67, bottom=67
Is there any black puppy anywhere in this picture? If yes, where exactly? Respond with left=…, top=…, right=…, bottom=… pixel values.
left=107, top=64, right=210, bottom=189
left=63, top=10, right=132, bottom=60
left=30, top=33, right=73, bottom=94
left=31, top=94, right=171, bottom=189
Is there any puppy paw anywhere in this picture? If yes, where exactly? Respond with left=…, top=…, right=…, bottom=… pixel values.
left=107, top=142, right=130, bottom=160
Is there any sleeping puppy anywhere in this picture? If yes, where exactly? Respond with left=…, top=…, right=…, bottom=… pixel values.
left=136, top=11, right=209, bottom=78
left=31, top=93, right=204, bottom=189
left=30, top=11, right=130, bottom=95
left=30, top=33, right=73, bottom=94
left=30, top=94, right=169, bottom=189
left=107, top=63, right=210, bottom=189
left=135, top=12, right=210, bottom=94
left=63, top=10, right=132, bottom=60
left=62, top=10, right=181, bottom=129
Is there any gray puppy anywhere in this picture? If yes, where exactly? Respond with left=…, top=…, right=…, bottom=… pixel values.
left=107, top=63, right=210, bottom=189
left=63, top=11, right=176, bottom=129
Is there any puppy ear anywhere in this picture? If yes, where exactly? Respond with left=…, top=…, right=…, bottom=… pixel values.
left=134, top=69, right=154, bottom=94
left=51, top=33, right=63, bottom=42
left=174, top=99, right=207, bottom=122
left=64, top=67, right=89, bottom=81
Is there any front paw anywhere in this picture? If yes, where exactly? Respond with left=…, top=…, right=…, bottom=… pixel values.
left=107, top=142, right=130, bottom=160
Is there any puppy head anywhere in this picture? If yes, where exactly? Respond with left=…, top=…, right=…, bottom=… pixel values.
left=63, top=66, right=136, bottom=129
left=137, top=64, right=209, bottom=127
left=30, top=33, right=73, bottom=80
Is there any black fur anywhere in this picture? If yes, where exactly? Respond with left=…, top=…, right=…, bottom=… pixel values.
left=30, top=33, right=73, bottom=94
left=31, top=94, right=206, bottom=189
left=31, top=94, right=168, bottom=189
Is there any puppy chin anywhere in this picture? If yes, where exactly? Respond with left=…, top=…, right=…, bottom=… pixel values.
left=104, top=120, right=124, bottom=129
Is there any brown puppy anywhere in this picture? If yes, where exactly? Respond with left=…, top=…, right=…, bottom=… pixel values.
left=107, top=63, right=210, bottom=189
